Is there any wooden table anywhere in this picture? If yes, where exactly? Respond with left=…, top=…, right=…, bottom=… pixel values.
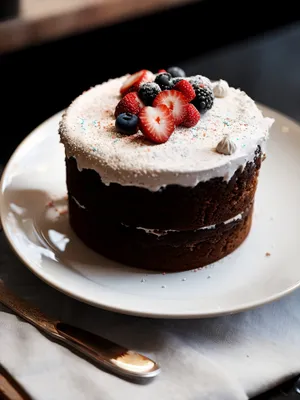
left=0, top=0, right=196, bottom=54
left=0, top=371, right=30, bottom=400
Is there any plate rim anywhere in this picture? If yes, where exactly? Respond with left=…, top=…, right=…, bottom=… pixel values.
left=1, top=104, right=300, bottom=319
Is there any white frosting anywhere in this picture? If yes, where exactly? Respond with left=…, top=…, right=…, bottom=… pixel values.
left=72, top=196, right=86, bottom=209
left=129, top=212, right=243, bottom=237
left=213, top=79, right=229, bottom=98
left=59, top=76, right=274, bottom=191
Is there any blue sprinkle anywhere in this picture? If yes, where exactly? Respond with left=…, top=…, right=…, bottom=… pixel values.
left=79, top=117, right=86, bottom=131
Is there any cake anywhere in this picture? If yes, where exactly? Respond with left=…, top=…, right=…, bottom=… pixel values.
left=59, top=67, right=274, bottom=272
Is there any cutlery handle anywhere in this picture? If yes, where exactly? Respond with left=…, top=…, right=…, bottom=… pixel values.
left=0, top=280, right=160, bottom=381
left=56, top=322, right=160, bottom=380
left=0, top=280, right=58, bottom=335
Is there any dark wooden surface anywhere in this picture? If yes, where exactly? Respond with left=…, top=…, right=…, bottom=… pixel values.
left=0, top=3, right=300, bottom=399
left=0, top=366, right=31, bottom=400
left=0, top=0, right=196, bottom=54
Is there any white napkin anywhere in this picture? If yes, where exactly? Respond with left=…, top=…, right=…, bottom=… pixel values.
left=1, top=234, right=300, bottom=400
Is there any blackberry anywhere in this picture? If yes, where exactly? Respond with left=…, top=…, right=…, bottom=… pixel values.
left=192, top=86, right=214, bottom=113
left=155, top=72, right=174, bottom=91
left=138, top=82, right=161, bottom=106
left=167, top=66, right=186, bottom=78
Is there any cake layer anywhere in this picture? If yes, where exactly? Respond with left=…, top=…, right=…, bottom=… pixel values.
left=59, top=76, right=274, bottom=191
left=69, top=195, right=253, bottom=272
left=66, top=149, right=261, bottom=230
left=128, top=212, right=244, bottom=236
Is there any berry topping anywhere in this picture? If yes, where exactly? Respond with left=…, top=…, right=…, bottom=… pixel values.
left=172, top=77, right=184, bottom=85
left=138, top=82, right=161, bottom=106
left=189, top=75, right=213, bottom=91
left=191, top=85, right=214, bottom=113
left=115, top=92, right=144, bottom=117
left=181, top=104, right=200, bottom=127
left=167, top=66, right=186, bottom=78
left=120, top=70, right=154, bottom=97
left=174, top=80, right=196, bottom=102
left=153, top=90, right=188, bottom=126
left=139, top=105, right=175, bottom=144
left=158, top=69, right=167, bottom=73
left=154, top=72, right=174, bottom=91
left=115, top=113, right=139, bottom=135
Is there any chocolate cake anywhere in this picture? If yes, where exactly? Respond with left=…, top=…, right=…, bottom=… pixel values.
left=59, top=68, right=274, bottom=272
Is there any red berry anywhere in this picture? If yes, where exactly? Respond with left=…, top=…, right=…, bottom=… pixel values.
left=181, top=104, right=200, bottom=127
left=120, top=70, right=154, bottom=97
left=153, top=90, right=188, bottom=126
left=139, top=105, right=175, bottom=144
left=158, top=69, right=167, bottom=73
left=174, top=80, right=196, bottom=102
left=115, top=92, right=144, bottom=117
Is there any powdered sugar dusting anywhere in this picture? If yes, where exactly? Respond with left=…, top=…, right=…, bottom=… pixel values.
left=59, top=76, right=274, bottom=191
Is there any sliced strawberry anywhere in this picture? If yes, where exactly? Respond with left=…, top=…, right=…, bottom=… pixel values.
left=152, top=90, right=188, bottom=125
left=139, top=105, right=175, bottom=144
left=174, top=80, right=196, bottom=102
left=120, top=70, right=154, bottom=97
left=181, top=104, right=200, bottom=127
left=115, top=92, right=144, bottom=117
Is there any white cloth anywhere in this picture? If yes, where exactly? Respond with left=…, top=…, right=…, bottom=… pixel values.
left=1, top=233, right=300, bottom=400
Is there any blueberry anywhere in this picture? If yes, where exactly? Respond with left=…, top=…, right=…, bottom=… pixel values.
left=167, top=66, right=186, bottom=78
left=154, top=73, right=174, bottom=91
left=138, top=82, right=161, bottom=106
left=115, top=113, right=139, bottom=135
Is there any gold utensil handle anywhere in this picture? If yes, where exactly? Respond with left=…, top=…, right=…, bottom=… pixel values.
left=56, top=322, right=160, bottom=379
left=0, top=280, right=58, bottom=335
left=0, top=281, right=160, bottom=380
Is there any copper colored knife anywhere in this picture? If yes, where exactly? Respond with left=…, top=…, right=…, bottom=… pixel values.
left=0, top=280, right=160, bottom=381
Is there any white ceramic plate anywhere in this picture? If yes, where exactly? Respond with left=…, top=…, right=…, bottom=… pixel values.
left=1, top=106, right=300, bottom=318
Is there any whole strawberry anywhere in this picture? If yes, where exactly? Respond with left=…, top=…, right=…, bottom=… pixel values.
left=115, top=92, right=144, bottom=117
left=181, top=104, right=200, bottom=127
left=174, top=80, right=196, bottom=102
